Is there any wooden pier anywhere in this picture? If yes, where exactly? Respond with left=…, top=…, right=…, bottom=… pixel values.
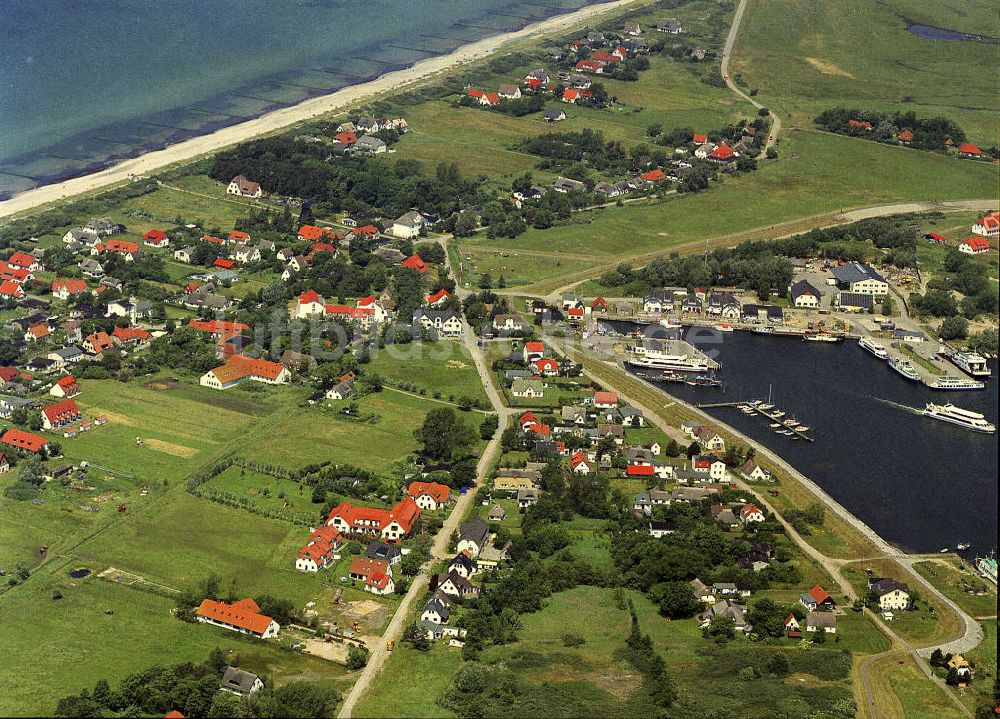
left=697, top=401, right=815, bottom=442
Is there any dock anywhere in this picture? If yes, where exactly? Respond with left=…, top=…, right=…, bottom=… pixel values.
left=698, top=401, right=815, bottom=442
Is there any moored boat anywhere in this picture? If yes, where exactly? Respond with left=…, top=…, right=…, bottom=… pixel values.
left=944, top=349, right=991, bottom=378
left=888, top=357, right=921, bottom=381
left=927, top=375, right=986, bottom=391
left=859, top=336, right=889, bottom=360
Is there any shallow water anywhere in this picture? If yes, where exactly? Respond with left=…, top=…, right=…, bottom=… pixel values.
left=0, top=0, right=600, bottom=198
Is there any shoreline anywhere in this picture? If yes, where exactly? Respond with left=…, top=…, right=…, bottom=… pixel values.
left=0, top=0, right=648, bottom=222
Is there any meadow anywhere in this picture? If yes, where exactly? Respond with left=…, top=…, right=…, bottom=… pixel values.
left=734, top=0, right=999, bottom=143
left=366, top=341, right=489, bottom=404
left=0, top=568, right=351, bottom=717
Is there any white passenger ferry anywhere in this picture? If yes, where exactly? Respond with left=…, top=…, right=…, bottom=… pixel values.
left=922, top=403, right=996, bottom=433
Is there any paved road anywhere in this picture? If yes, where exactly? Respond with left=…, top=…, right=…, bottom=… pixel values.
left=720, top=0, right=781, bottom=152
left=507, top=198, right=994, bottom=302
left=337, top=320, right=509, bottom=718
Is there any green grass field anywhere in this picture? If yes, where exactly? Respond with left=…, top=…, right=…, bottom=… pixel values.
left=734, top=0, right=999, bottom=143
left=912, top=559, right=998, bottom=618
left=459, top=129, right=995, bottom=288
left=0, top=569, right=350, bottom=717
left=366, top=341, right=489, bottom=404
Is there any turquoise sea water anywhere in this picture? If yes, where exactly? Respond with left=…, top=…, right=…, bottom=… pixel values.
left=0, top=0, right=600, bottom=198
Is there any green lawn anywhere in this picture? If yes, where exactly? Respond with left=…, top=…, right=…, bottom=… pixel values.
left=256, top=390, right=479, bottom=470
left=0, top=570, right=348, bottom=717
left=354, top=643, right=462, bottom=719
left=204, top=465, right=320, bottom=519
left=886, top=656, right=966, bottom=719
left=912, top=559, right=998, bottom=618
left=962, top=619, right=997, bottom=713
left=367, top=341, right=489, bottom=405
left=735, top=0, right=999, bottom=143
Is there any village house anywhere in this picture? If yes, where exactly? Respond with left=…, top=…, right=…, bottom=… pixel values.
left=739, top=459, right=773, bottom=482
left=830, top=263, right=888, bottom=296
left=50, top=375, right=81, bottom=398
left=739, top=503, right=766, bottom=524
left=1, top=428, right=49, bottom=453
left=692, top=454, right=727, bottom=481
left=325, top=378, right=354, bottom=400
left=449, top=553, right=478, bottom=579
left=511, top=379, right=544, bottom=398
left=800, top=585, right=836, bottom=612
left=971, top=211, right=999, bottom=237
left=227, top=175, right=263, bottom=198
left=427, top=288, right=451, bottom=307
left=196, top=598, right=279, bottom=639
left=412, top=308, right=463, bottom=338
left=959, top=237, right=991, bottom=255
left=699, top=599, right=751, bottom=634
left=294, top=525, right=344, bottom=573
left=790, top=280, right=822, bottom=308
left=407, top=481, right=452, bottom=510
left=421, top=595, right=452, bottom=624
left=492, top=314, right=526, bottom=333
left=391, top=211, right=426, bottom=239
left=656, top=18, right=683, bottom=33
left=220, top=667, right=264, bottom=697
left=436, top=570, right=479, bottom=599
left=366, top=541, right=402, bottom=566
left=199, top=355, right=290, bottom=390
left=326, top=497, right=419, bottom=542
left=456, top=518, right=490, bottom=557
left=349, top=556, right=396, bottom=596
left=143, top=229, right=170, bottom=248
left=868, top=577, right=911, bottom=610
left=41, top=398, right=82, bottom=430
left=51, top=279, right=88, bottom=300
left=806, top=613, right=837, bottom=634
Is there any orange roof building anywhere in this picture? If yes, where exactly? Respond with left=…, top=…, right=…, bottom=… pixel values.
left=195, top=598, right=280, bottom=639
left=50, top=375, right=81, bottom=398
left=1, top=428, right=49, bottom=453
left=407, top=481, right=452, bottom=510
left=42, top=398, right=82, bottom=430
left=295, top=525, right=344, bottom=573
left=326, top=497, right=419, bottom=542
left=400, top=254, right=428, bottom=273
left=200, top=355, right=290, bottom=390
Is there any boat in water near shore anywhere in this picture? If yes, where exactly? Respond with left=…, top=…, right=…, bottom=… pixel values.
left=859, top=336, right=889, bottom=360
left=944, top=349, right=991, bottom=378
left=922, top=402, right=996, bottom=433
left=889, top=357, right=921, bottom=381
left=803, top=331, right=843, bottom=343
left=927, top=375, right=986, bottom=391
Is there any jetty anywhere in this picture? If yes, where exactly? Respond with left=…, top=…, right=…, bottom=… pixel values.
left=698, top=401, right=815, bottom=442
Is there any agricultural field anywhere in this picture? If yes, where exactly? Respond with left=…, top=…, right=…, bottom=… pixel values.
left=366, top=340, right=490, bottom=405
left=734, top=0, right=999, bottom=143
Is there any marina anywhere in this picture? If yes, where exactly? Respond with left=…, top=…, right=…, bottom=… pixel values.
left=698, top=399, right=815, bottom=442
left=627, top=331, right=998, bottom=555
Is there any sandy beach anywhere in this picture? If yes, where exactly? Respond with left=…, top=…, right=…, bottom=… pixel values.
left=0, top=0, right=646, bottom=221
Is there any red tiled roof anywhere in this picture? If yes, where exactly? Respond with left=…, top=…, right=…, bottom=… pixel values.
left=958, top=143, right=981, bottom=155
left=298, top=224, right=334, bottom=241
left=519, top=411, right=538, bottom=426
left=641, top=169, right=666, bottom=182
left=524, top=341, right=544, bottom=353
left=408, top=481, right=451, bottom=504
left=42, top=398, right=81, bottom=424
left=57, top=375, right=79, bottom=391
left=189, top=319, right=248, bottom=336
left=711, top=144, right=735, bottom=160
left=229, top=230, right=250, bottom=242
left=113, top=326, right=150, bottom=343
left=196, top=598, right=274, bottom=634
left=427, top=288, right=450, bottom=304
left=7, top=251, right=36, bottom=268
left=144, top=229, right=168, bottom=241
left=214, top=258, right=235, bottom=269
left=299, top=289, right=323, bottom=305
left=1, top=429, right=49, bottom=452
left=52, top=278, right=87, bottom=295
left=334, top=131, right=358, bottom=145
left=85, top=331, right=114, bottom=354
left=897, top=130, right=913, bottom=142
left=401, top=254, right=428, bottom=273
left=0, top=280, right=24, bottom=297
left=533, top=358, right=559, bottom=371
left=349, top=556, right=390, bottom=579
left=628, top=464, right=655, bottom=476
left=693, top=133, right=708, bottom=144
left=102, top=240, right=140, bottom=254
left=353, top=225, right=379, bottom=237
left=202, top=235, right=226, bottom=244
left=809, top=585, right=831, bottom=604
left=593, top=391, right=617, bottom=405
left=962, top=237, right=990, bottom=251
